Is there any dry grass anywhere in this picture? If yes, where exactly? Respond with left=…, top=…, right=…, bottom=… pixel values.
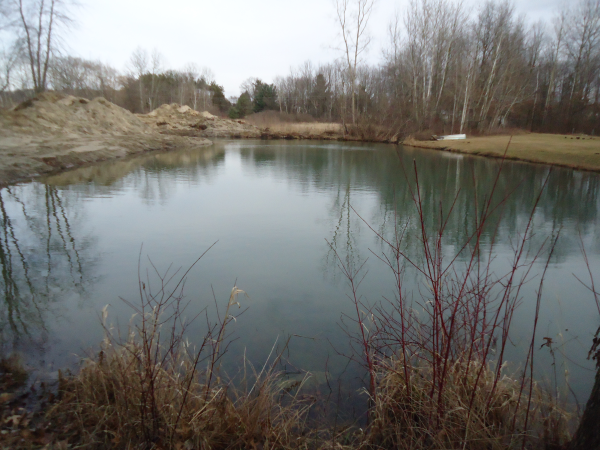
left=244, top=110, right=316, bottom=126
left=266, top=122, right=342, bottom=135
left=46, top=252, right=315, bottom=450
left=244, top=110, right=342, bottom=136
left=404, top=133, right=600, bottom=171
left=367, top=357, right=571, bottom=450
left=0, top=354, right=28, bottom=390
left=50, top=306, right=313, bottom=449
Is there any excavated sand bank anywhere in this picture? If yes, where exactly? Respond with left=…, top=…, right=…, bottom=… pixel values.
left=0, top=93, right=212, bottom=186
left=139, top=104, right=262, bottom=138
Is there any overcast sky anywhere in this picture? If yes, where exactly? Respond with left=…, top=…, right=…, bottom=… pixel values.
left=68, top=0, right=567, bottom=98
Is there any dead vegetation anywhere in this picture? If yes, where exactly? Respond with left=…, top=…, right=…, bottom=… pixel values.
left=243, top=110, right=400, bottom=142
left=365, top=358, right=571, bottom=449
left=51, top=310, right=312, bottom=449
left=244, top=110, right=343, bottom=140
left=43, top=250, right=315, bottom=450
left=404, top=133, right=600, bottom=172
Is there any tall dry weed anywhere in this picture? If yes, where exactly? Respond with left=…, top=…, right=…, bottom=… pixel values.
left=366, top=357, right=571, bottom=449
left=50, top=250, right=314, bottom=449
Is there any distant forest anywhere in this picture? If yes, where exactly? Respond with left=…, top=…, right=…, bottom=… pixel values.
left=1, top=0, right=600, bottom=135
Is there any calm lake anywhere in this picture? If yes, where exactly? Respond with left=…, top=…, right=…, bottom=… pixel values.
left=1, top=140, right=599, bottom=404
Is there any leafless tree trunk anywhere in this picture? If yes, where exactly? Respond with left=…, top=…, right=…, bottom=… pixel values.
left=335, top=0, right=376, bottom=125
left=11, top=0, right=71, bottom=93
left=564, top=0, right=600, bottom=128
left=129, top=47, right=148, bottom=113
left=543, top=13, right=566, bottom=124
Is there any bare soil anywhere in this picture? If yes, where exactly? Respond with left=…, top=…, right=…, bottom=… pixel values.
left=0, top=93, right=213, bottom=186
left=138, top=104, right=262, bottom=138
left=403, top=133, right=600, bottom=172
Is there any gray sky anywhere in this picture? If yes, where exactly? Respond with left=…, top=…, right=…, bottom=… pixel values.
left=68, top=0, right=567, bottom=97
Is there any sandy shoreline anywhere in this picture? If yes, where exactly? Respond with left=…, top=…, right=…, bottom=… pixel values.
left=0, top=133, right=214, bottom=187
left=0, top=94, right=222, bottom=187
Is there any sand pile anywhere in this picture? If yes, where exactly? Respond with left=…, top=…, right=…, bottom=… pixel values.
left=2, top=92, right=151, bottom=137
left=0, top=93, right=212, bottom=186
left=139, top=103, right=261, bottom=138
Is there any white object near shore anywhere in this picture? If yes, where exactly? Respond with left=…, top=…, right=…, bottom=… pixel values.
left=436, top=134, right=466, bottom=140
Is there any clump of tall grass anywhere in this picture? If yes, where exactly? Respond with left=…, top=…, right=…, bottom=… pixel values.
left=50, top=250, right=313, bottom=449
left=365, top=357, right=571, bottom=449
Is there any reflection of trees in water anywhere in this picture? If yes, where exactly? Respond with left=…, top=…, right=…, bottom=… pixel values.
left=323, top=184, right=364, bottom=281
left=0, top=184, right=96, bottom=355
left=239, top=142, right=600, bottom=262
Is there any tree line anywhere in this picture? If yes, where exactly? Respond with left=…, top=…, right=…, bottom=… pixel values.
left=1, top=0, right=599, bottom=135
left=274, top=0, right=600, bottom=135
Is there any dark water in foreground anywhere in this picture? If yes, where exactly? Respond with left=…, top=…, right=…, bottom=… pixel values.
left=1, top=140, right=599, bottom=405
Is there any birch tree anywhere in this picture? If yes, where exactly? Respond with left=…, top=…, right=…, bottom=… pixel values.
left=564, top=0, right=600, bottom=127
left=129, top=47, right=148, bottom=113
left=334, top=0, right=376, bottom=125
left=9, top=0, right=73, bottom=93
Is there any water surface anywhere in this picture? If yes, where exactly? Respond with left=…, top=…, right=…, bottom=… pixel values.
left=1, top=140, right=599, bottom=403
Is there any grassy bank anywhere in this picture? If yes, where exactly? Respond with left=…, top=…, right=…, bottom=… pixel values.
left=404, top=133, right=600, bottom=172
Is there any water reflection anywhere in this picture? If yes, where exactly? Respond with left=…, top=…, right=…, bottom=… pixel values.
left=0, top=184, right=97, bottom=359
left=1, top=140, right=598, bottom=403
left=238, top=142, right=600, bottom=262
left=236, top=141, right=600, bottom=400
left=43, top=145, right=226, bottom=203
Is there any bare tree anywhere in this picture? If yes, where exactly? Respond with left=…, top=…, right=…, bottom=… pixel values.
left=239, top=76, right=259, bottom=101
left=196, top=66, right=214, bottom=111
left=0, top=43, right=19, bottom=94
left=181, top=63, right=199, bottom=109
left=9, top=0, right=73, bottom=93
left=542, top=12, right=566, bottom=124
left=147, top=48, right=163, bottom=110
left=47, top=55, right=121, bottom=101
left=334, top=0, right=376, bottom=125
left=564, top=0, right=600, bottom=128
left=129, top=46, right=148, bottom=112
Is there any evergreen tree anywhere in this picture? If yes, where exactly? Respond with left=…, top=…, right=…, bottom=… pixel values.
left=311, top=73, right=330, bottom=118
left=209, top=82, right=231, bottom=112
left=228, top=107, right=240, bottom=119
left=236, top=91, right=253, bottom=117
left=253, top=80, right=278, bottom=113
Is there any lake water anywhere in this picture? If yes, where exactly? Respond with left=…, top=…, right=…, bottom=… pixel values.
left=1, top=139, right=599, bottom=405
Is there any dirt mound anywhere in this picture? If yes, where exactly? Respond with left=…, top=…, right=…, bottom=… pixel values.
left=140, top=103, right=261, bottom=138
left=2, top=92, right=151, bottom=137
left=0, top=93, right=212, bottom=186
